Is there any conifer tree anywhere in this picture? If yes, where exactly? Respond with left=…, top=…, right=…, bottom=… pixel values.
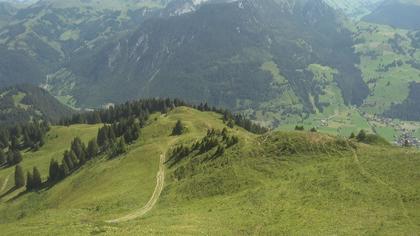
left=26, top=171, right=33, bottom=191
left=32, top=167, right=42, bottom=190
left=48, top=159, right=60, bottom=182
left=356, top=130, right=367, bottom=142
left=172, top=120, right=185, bottom=136
left=116, top=137, right=127, bottom=155
left=0, top=149, right=5, bottom=166
left=109, top=127, right=116, bottom=142
left=0, top=129, right=9, bottom=149
left=69, top=150, right=79, bottom=168
left=124, top=127, right=133, bottom=144
left=14, top=165, right=25, bottom=188
left=13, top=150, right=22, bottom=164
left=97, top=127, right=109, bottom=149
left=6, top=151, right=13, bottom=165
left=23, top=131, right=33, bottom=149
left=87, top=139, right=99, bottom=159
left=71, top=137, right=87, bottom=164
left=60, top=161, right=69, bottom=178
left=63, top=151, right=74, bottom=170
left=11, top=135, right=19, bottom=150
left=216, top=145, right=225, bottom=156
left=227, top=119, right=235, bottom=128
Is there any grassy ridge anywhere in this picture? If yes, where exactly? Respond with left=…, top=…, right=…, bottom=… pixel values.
left=0, top=107, right=419, bottom=235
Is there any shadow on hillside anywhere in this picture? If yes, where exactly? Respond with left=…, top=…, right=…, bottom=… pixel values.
left=0, top=181, right=59, bottom=202
left=6, top=188, right=28, bottom=202
left=0, top=164, right=12, bottom=170
left=0, top=186, right=17, bottom=200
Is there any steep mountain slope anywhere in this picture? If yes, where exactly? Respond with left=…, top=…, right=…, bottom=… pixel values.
left=0, top=2, right=16, bottom=27
left=0, top=0, right=228, bottom=89
left=0, top=0, right=175, bottom=87
left=324, top=0, right=383, bottom=18
left=0, top=84, right=74, bottom=124
left=363, top=0, right=420, bottom=30
left=0, top=47, right=44, bottom=87
left=50, top=0, right=368, bottom=121
left=354, top=22, right=420, bottom=124
left=0, top=107, right=419, bottom=234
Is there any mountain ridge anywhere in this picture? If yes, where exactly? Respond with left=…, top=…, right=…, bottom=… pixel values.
left=49, top=0, right=368, bottom=120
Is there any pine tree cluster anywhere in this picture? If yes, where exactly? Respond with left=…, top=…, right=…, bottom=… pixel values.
left=48, top=116, right=141, bottom=183
left=59, top=98, right=187, bottom=126
left=26, top=167, right=42, bottom=191
left=48, top=137, right=99, bottom=183
left=169, top=128, right=239, bottom=165
left=0, top=121, right=49, bottom=150
left=0, top=122, right=48, bottom=167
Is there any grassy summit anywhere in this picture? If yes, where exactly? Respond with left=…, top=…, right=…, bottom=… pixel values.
left=0, top=107, right=419, bottom=235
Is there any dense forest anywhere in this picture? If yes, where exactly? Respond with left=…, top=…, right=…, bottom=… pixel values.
left=385, top=82, right=420, bottom=121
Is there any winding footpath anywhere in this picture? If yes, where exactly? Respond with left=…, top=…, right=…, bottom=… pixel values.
left=106, top=153, right=166, bottom=223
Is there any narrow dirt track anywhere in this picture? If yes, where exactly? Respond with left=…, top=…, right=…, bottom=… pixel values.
left=106, top=153, right=166, bottom=223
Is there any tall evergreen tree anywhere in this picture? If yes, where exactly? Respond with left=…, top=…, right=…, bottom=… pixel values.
left=23, top=131, right=33, bottom=149
left=69, top=150, right=79, bottom=168
left=71, top=137, right=87, bottom=164
left=109, top=127, right=116, bottom=142
left=356, top=130, right=367, bottom=142
left=0, top=149, right=5, bottom=166
left=87, top=139, right=99, bottom=159
left=14, top=165, right=25, bottom=188
left=26, top=171, right=33, bottom=191
left=13, top=150, right=22, bottom=164
left=0, top=129, right=9, bottom=149
left=32, top=167, right=42, bottom=190
left=63, top=151, right=75, bottom=170
left=48, top=159, right=60, bottom=182
left=60, top=161, right=69, bottom=179
left=118, top=137, right=127, bottom=154
left=6, top=151, right=13, bottom=165
left=11, top=135, right=19, bottom=150
left=172, top=120, right=185, bottom=136
left=97, top=127, right=109, bottom=149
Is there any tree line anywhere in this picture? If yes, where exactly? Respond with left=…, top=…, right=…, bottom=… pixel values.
left=13, top=114, right=141, bottom=190
left=48, top=117, right=140, bottom=183
left=59, top=98, right=268, bottom=135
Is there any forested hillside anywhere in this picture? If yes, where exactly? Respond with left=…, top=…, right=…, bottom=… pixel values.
left=0, top=0, right=175, bottom=88
left=51, top=0, right=368, bottom=123
left=0, top=84, right=73, bottom=125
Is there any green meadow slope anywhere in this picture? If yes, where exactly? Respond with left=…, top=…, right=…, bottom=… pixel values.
left=0, top=107, right=419, bottom=235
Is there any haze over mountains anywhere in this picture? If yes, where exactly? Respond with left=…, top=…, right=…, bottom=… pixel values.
left=0, top=0, right=418, bottom=133
left=1, top=0, right=420, bottom=235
